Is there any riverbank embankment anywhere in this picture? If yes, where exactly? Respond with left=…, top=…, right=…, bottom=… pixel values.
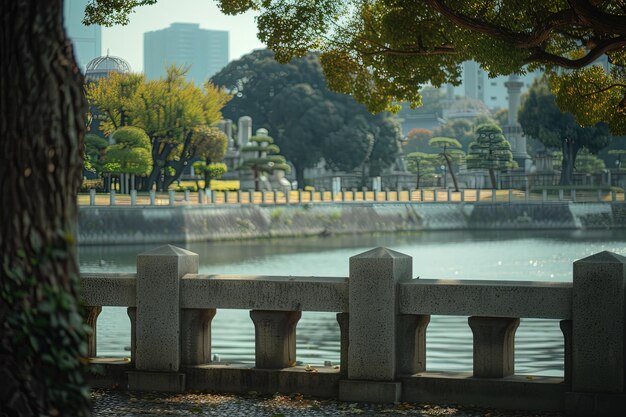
left=78, top=202, right=626, bottom=245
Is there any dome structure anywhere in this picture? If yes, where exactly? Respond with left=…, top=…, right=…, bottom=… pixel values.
left=85, top=53, right=131, bottom=82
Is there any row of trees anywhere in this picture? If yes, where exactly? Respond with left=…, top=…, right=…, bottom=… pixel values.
left=403, top=77, right=613, bottom=187
left=405, top=124, right=514, bottom=190
left=86, top=66, right=231, bottom=191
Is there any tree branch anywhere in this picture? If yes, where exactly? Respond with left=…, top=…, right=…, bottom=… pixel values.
left=528, top=37, right=626, bottom=68
left=427, top=0, right=575, bottom=48
left=582, top=83, right=626, bottom=96
left=567, top=0, right=626, bottom=36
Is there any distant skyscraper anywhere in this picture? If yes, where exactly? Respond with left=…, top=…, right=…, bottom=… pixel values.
left=144, top=23, right=229, bottom=84
left=63, top=0, right=102, bottom=71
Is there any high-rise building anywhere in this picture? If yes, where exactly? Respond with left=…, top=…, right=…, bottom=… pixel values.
left=144, top=23, right=229, bottom=84
left=63, top=0, right=102, bottom=71
left=452, top=60, right=542, bottom=111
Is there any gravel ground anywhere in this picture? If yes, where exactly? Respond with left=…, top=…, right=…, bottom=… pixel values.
left=91, top=389, right=563, bottom=417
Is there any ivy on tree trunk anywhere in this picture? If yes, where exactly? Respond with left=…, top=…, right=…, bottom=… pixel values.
left=0, top=1, right=90, bottom=416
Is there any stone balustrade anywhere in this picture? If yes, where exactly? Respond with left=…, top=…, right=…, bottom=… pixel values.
left=81, top=246, right=626, bottom=416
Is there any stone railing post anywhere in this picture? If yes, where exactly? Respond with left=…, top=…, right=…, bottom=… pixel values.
left=197, top=189, right=204, bottom=204
left=542, top=189, right=547, bottom=203
left=109, top=190, right=116, bottom=206
left=149, top=190, right=155, bottom=205
left=89, top=189, right=96, bottom=206
left=491, top=190, right=497, bottom=203
left=468, top=316, right=520, bottom=378
left=180, top=308, right=217, bottom=365
left=571, top=189, right=577, bottom=202
left=433, top=190, right=438, bottom=202
left=130, top=190, right=137, bottom=206
left=420, top=189, right=425, bottom=202
left=250, top=310, right=301, bottom=369
left=559, top=189, right=564, bottom=201
left=184, top=189, right=190, bottom=202
left=339, top=247, right=412, bottom=403
left=447, top=190, right=452, bottom=202
left=85, top=306, right=102, bottom=357
left=128, top=245, right=198, bottom=392
left=597, top=189, right=602, bottom=202
left=211, top=190, right=217, bottom=204
left=612, top=191, right=617, bottom=202
left=460, top=189, right=465, bottom=203
left=566, top=251, right=626, bottom=415
left=168, top=190, right=175, bottom=206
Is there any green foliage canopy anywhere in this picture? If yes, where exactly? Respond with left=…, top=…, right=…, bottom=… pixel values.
left=84, top=0, right=626, bottom=133
left=211, top=50, right=401, bottom=186
left=467, top=124, right=514, bottom=188
left=519, top=79, right=610, bottom=185
left=87, top=65, right=231, bottom=190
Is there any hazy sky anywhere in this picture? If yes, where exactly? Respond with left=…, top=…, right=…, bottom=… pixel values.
left=101, top=0, right=265, bottom=72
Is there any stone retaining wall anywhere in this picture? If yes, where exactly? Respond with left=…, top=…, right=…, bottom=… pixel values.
left=78, top=202, right=626, bottom=245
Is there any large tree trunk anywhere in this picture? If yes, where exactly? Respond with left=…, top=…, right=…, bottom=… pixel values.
left=0, top=1, right=90, bottom=416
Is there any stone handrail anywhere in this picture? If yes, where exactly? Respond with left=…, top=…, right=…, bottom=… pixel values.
left=399, top=279, right=572, bottom=319
left=81, top=246, right=626, bottom=417
left=180, top=275, right=348, bottom=312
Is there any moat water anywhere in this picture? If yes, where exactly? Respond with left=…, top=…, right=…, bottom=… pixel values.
left=79, top=229, right=626, bottom=376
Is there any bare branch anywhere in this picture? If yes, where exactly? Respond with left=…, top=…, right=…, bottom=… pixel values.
left=582, top=83, right=626, bottom=96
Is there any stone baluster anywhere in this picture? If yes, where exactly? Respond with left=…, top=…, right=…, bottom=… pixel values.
left=250, top=310, right=301, bottom=369
left=184, top=190, right=190, bottom=202
left=180, top=308, right=217, bottom=365
left=396, top=314, right=430, bottom=375
left=468, top=316, right=520, bottom=378
left=560, top=320, right=573, bottom=391
left=127, top=307, right=136, bottom=363
left=89, top=189, right=96, bottom=206
left=110, top=190, right=116, bottom=206
left=85, top=306, right=102, bottom=357
left=149, top=190, right=155, bottom=205
left=337, top=313, right=349, bottom=378
left=197, top=189, right=204, bottom=204
left=168, top=190, right=175, bottom=206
